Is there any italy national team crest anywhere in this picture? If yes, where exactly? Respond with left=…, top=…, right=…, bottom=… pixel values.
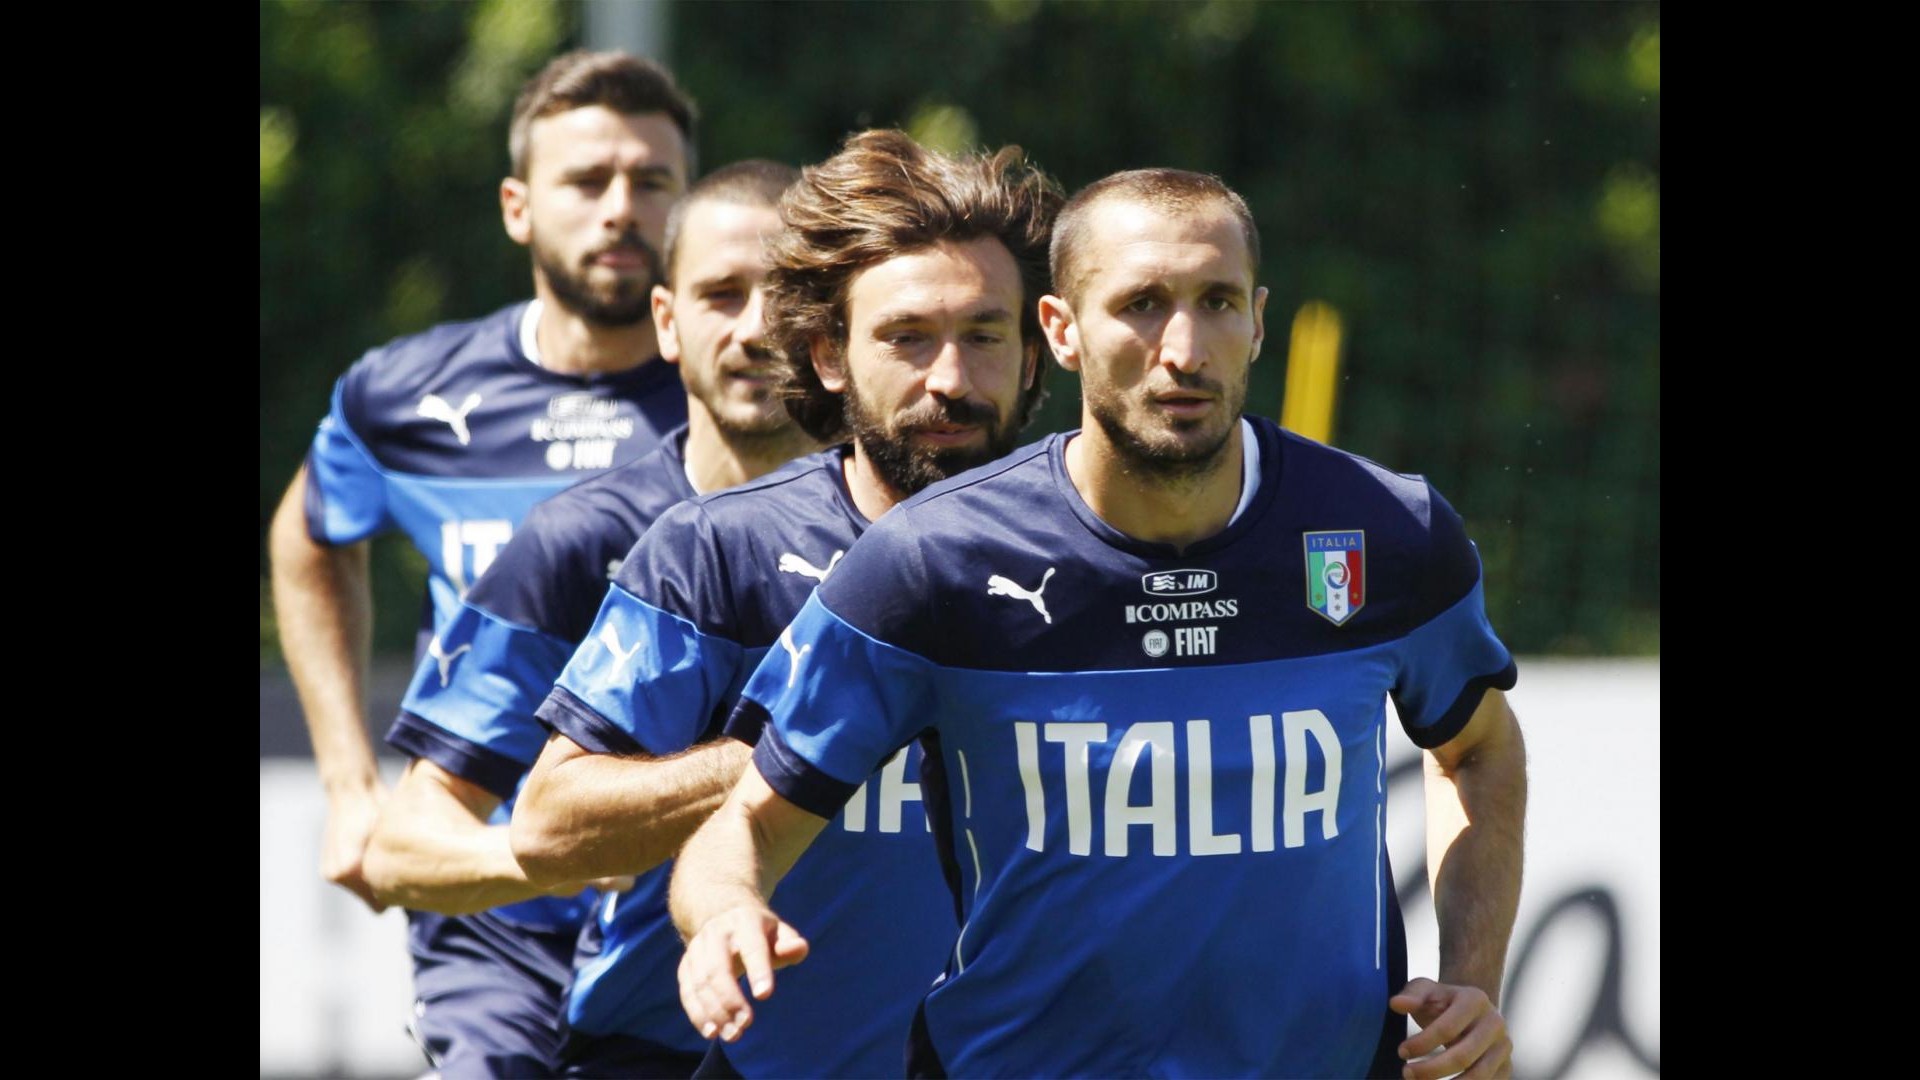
left=1303, top=530, right=1365, bottom=625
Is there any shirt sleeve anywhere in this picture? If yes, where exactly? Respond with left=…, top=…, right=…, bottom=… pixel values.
left=303, top=369, right=391, bottom=545
left=735, top=522, right=938, bottom=820
left=1390, top=483, right=1518, bottom=748
left=387, top=597, right=573, bottom=801
left=534, top=503, right=746, bottom=758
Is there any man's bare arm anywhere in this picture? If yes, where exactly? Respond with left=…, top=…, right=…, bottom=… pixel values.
left=511, top=731, right=754, bottom=886
left=1393, top=687, right=1527, bottom=1079
left=668, top=763, right=830, bottom=1041
left=269, top=463, right=387, bottom=912
left=364, top=759, right=628, bottom=915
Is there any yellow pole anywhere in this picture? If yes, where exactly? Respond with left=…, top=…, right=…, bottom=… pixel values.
left=1280, top=301, right=1343, bottom=445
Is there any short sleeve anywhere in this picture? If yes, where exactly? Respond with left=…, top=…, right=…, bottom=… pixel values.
left=303, top=370, right=391, bottom=545
left=1390, top=484, right=1518, bottom=748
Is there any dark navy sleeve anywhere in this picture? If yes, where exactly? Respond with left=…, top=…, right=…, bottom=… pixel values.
left=303, top=364, right=391, bottom=545
left=1390, top=483, right=1518, bottom=749
left=743, top=522, right=938, bottom=819
left=465, top=494, right=616, bottom=646
left=535, top=503, right=748, bottom=757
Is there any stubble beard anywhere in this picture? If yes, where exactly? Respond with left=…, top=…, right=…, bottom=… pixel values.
left=690, top=345, right=793, bottom=439
left=843, top=379, right=1017, bottom=500
left=532, top=226, right=662, bottom=327
left=1086, top=359, right=1251, bottom=485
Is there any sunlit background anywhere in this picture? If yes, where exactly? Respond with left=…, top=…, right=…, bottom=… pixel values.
left=261, top=3, right=1657, bottom=1076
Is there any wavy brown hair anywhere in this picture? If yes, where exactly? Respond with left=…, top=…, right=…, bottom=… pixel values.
left=763, top=129, right=1063, bottom=443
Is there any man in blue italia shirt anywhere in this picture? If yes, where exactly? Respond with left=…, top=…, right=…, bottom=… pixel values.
left=672, top=169, right=1529, bottom=1080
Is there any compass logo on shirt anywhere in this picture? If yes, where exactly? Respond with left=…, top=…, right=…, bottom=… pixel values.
left=533, top=392, right=635, bottom=471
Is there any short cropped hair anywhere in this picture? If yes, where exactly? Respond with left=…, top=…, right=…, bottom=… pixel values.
left=508, top=50, right=698, bottom=179
left=1049, top=169, right=1261, bottom=305
left=661, top=160, right=800, bottom=288
left=764, top=129, right=1063, bottom=443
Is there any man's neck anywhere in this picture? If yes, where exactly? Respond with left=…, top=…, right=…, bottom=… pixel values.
left=529, top=288, right=660, bottom=376
left=1065, top=420, right=1247, bottom=552
left=842, top=441, right=909, bottom=524
left=682, top=407, right=822, bottom=495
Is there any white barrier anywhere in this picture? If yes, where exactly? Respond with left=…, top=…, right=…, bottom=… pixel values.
left=260, top=658, right=1658, bottom=1078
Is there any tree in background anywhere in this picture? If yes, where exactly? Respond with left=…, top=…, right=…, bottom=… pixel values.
left=263, top=0, right=1657, bottom=658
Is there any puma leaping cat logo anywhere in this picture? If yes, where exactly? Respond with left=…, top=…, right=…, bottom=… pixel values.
left=987, top=567, right=1057, bottom=624
left=418, top=392, right=483, bottom=446
left=779, top=626, right=812, bottom=688
left=426, top=636, right=472, bottom=688
left=598, top=623, right=642, bottom=681
left=778, top=550, right=844, bottom=583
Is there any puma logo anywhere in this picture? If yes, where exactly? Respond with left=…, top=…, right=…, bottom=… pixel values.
left=777, top=550, right=844, bottom=583
left=426, top=636, right=472, bottom=688
left=987, top=567, right=1057, bottom=624
left=598, top=623, right=642, bottom=680
left=779, top=626, right=812, bottom=688
left=418, top=392, right=483, bottom=446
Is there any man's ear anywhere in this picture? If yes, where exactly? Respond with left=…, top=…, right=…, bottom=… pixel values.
left=810, top=335, right=847, bottom=392
left=501, top=177, right=531, bottom=246
left=652, top=285, right=681, bottom=365
left=1249, top=285, right=1269, bottom=362
left=1037, top=295, right=1080, bottom=373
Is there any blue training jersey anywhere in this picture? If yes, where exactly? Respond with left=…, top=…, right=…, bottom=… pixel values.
left=537, top=447, right=956, bottom=1075
left=299, top=300, right=686, bottom=1061
left=732, top=416, right=1518, bottom=1079
left=302, top=300, right=687, bottom=656
left=388, top=427, right=697, bottom=969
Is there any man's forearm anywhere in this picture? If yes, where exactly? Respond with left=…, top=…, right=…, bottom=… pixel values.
left=366, top=817, right=550, bottom=915
left=667, top=796, right=776, bottom=941
left=270, top=473, right=379, bottom=793
left=1424, top=717, right=1528, bottom=1002
left=513, top=738, right=754, bottom=885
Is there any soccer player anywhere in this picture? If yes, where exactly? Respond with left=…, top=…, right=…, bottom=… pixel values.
left=265, top=50, right=698, bottom=1077
left=360, top=160, right=814, bottom=1077
left=509, top=129, right=1062, bottom=1076
left=671, top=169, right=1529, bottom=1079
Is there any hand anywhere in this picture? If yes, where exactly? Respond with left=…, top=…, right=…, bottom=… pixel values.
left=321, top=785, right=390, bottom=913
left=1389, top=977, right=1511, bottom=1080
left=676, top=904, right=810, bottom=1043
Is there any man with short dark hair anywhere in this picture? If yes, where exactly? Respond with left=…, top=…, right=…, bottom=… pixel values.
left=672, top=168, right=1527, bottom=1079
left=266, top=49, right=699, bottom=1078
left=512, top=128, right=1062, bottom=1076
left=362, top=159, right=813, bottom=1078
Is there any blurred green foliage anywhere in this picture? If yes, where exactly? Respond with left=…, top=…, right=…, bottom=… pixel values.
left=262, top=0, right=1657, bottom=660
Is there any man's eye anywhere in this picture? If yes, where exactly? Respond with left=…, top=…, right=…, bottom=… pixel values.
left=704, top=288, right=743, bottom=303
left=1203, top=295, right=1234, bottom=312
left=887, top=332, right=924, bottom=347
left=968, top=332, right=1004, bottom=346
left=1125, top=296, right=1157, bottom=313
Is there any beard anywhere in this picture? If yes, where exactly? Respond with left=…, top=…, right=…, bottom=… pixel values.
left=532, top=224, right=662, bottom=327
left=1086, top=360, right=1250, bottom=482
left=687, top=343, right=793, bottom=438
left=844, top=381, right=1017, bottom=499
